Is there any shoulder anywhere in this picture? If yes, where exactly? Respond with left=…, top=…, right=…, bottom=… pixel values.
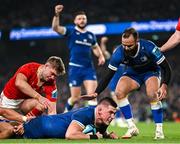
left=140, top=39, right=157, bottom=51
left=19, top=62, right=41, bottom=70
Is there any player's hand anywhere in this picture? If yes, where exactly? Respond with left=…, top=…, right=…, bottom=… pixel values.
left=55, top=5, right=64, bottom=16
left=100, top=36, right=108, bottom=44
left=26, top=115, right=35, bottom=121
left=98, top=55, right=105, bottom=65
left=14, top=124, right=24, bottom=135
left=80, top=93, right=98, bottom=101
left=109, top=132, right=119, bottom=139
left=156, top=83, right=168, bottom=100
left=37, top=95, right=52, bottom=110
left=96, top=132, right=103, bottom=139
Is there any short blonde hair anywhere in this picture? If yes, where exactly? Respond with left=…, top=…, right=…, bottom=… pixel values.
left=46, top=56, right=66, bottom=76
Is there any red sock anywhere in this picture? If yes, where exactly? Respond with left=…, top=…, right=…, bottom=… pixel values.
left=26, top=108, right=43, bottom=117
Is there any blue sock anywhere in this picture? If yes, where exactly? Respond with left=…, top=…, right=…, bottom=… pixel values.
left=65, top=98, right=74, bottom=111
left=65, top=102, right=73, bottom=111
left=118, top=98, right=133, bottom=119
left=151, top=101, right=163, bottom=123
left=116, top=109, right=121, bottom=118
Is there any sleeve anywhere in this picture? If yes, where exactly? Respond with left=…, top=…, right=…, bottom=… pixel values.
left=147, top=41, right=165, bottom=65
left=63, top=26, right=74, bottom=37
left=71, top=109, right=92, bottom=129
left=108, top=47, right=123, bottom=71
left=91, top=33, right=97, bottom=47
left=176, top=18, right=180, bottom=31
left=18, top=63, right=33, bottom=79
left=44, top=83, right=57, bottom=102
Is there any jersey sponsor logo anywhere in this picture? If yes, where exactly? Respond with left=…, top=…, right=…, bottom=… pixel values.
left=51, top=89, right=57, bottom=99
left=75, top=40, right=92, bottom=46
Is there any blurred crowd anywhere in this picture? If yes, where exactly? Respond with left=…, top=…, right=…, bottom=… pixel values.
left=0, top=0, right=179, bottom=29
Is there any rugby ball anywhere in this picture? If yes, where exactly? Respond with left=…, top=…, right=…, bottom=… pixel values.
left=83, top=124, right=96, bottom=135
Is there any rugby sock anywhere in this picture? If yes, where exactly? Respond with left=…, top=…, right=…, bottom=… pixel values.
left=26, top=108, right=43, bottom=117
left=65, top=98, right=74, bottom=111
left=118, top=98, right=134, bottom=127
left=151, top=101, right=163, bottom=124
left=116, top=109, right=121, bottom=118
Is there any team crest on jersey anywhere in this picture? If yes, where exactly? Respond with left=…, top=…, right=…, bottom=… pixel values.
left=76, top=32, right=80, bottom=35
left=140, top=56, right=148, bottom=62
left=88, top=34, right=93, bottom=40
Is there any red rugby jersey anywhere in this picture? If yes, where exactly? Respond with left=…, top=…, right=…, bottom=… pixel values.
left=3, top=62, right=57, bottom=102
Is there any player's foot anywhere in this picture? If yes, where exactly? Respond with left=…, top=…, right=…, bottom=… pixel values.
left=154, top=129, right=164, bottom=139
left=121, top=125, right=139, bottom=139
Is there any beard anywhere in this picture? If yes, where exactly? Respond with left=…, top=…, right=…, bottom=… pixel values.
left=76, top=23, right=86, bottom=29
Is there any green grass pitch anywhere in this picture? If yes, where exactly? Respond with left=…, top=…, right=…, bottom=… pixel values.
left=0, top=122, right=179, bottom=144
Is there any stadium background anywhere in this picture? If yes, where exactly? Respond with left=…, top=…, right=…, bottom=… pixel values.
left=0, top=0, right=179, bottom=122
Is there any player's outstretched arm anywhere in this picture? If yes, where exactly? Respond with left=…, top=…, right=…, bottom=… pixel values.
left=161, top=30, right=180, bottom=52
left=0, top=107, right=28, bottom=123
left=100, top=37, right=111, bottom=60
left=52, top=5, right=66, bottom=35
left=66, top=121, right=102, bottom=139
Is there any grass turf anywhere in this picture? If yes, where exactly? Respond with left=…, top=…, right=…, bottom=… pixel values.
left=0, top=122, right=179, bottom=144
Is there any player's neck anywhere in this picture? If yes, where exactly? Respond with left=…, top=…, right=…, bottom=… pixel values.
left=75, top=26, right=86, bottom=33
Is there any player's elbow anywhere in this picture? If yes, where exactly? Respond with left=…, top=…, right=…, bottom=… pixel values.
left=52, top=25, right=59, bottom=33
left=15, top=79, right=23, bottom=89
left=65, top=132, right=74, bottom=140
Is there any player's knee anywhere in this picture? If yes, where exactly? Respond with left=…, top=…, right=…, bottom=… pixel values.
left=147, top=91, right=158, bottom=102
left=115, top=91, right=126, bottom=100
left=35, top=103, right=46, bottom=112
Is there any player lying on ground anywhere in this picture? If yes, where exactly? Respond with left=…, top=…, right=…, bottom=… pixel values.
left=14, top=97, right=118, bottom=139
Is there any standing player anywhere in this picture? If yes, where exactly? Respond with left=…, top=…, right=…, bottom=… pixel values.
left=161, top=18, right=180, bottom=52
left=14, top=97, right=118, bottom=139
left=0, top=56, right=65, bottom=117
left=52, top=5, right=105, bottom=111
left=84, top=28, right=171, bottom=139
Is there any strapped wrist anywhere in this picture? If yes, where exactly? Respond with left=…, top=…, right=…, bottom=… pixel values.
left=22, top=116, right=27, bottom=122
left=54, top=12, right=60, bottom=17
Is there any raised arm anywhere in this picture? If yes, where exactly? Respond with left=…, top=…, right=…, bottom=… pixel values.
left=52, top=5, right=66, bottom=35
